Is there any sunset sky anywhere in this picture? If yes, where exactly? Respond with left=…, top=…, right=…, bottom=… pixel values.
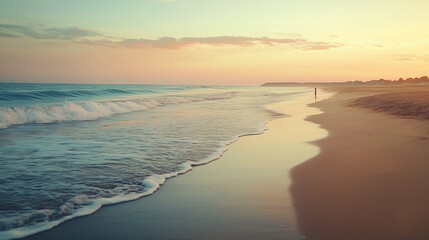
left=0, top=0, right=428, bottom=85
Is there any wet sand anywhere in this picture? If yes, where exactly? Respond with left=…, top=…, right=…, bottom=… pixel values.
left=291, top=85, right=429, bottom=240
left=23, top=90, right=329, bottom=240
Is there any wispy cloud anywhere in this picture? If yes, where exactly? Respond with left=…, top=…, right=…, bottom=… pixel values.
left=44, top=27, right=101, bottom=40
left=0, top=24, right=102, bottom=40
left=83, top=36, right=343, bottom=51
left=398, top=54, right=429, bottom=62
left=0, top=31, right=19, bottom=38
left=0, top=23, right=343, bottom=51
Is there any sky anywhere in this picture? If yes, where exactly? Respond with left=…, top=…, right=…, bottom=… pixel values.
left=0, top=0, right=428, bottom=85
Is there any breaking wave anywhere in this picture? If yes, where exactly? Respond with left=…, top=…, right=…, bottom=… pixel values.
left=0, top=83, right=307, bottom=240
left=0, top=92, right=235, bottom=129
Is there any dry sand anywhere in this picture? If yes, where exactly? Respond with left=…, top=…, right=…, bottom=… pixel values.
left=291, top=85, right=429, bottom=240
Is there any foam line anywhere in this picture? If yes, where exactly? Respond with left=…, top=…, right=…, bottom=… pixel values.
left=0, top=92, right=297, bottom=240
left=0, top=117, right=277, bottom=240
left=0, top=92, right=235, bottom=129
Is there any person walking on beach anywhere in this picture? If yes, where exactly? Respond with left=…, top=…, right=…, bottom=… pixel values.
left=314, top=88, right=317, bottom=98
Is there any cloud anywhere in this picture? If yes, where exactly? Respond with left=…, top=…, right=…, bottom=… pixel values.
left=84, top=36, right=343, bottom=51
left=0, top=23, right=343, bottom=51
left=44, top=27, right=101, bottom=40
left=0, top=31, right=19, bottom=38
left=398, top=54, right=429, bottom=62
left=301, top=42, right=343, bottom=50
left=0, top=24, right=101, bottom=40
left=0, top=24, right=39, bottom=38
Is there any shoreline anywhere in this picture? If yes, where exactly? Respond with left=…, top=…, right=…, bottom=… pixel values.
left=291, top=85, right=429, bottom=240
left=1, top=108, right=269, bottom=240
left=0, top=87, right=304, bottom=240
left=21, top=89, right=330, bottom=240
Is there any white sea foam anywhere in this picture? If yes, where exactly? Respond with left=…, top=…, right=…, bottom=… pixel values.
left=0, top=87, right=306, bottom=240
left=0, top=116, right=272, bottom=240
left=0, top=93, right=235, bottom=129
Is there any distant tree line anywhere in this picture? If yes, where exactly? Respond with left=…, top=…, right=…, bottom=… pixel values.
left=346, top=76, right=429, bottom=85
left=262, top=76, right=429, bottom=87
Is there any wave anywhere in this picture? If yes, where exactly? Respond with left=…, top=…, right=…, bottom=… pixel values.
left=0, top=119, right=271, bottom=240
left=0, top=92, right=235, bottom=129
left=0, top=84, right=209, bottom=102
left=0, top=89, right=138, bottom=102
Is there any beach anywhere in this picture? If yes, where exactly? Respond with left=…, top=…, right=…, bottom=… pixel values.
left=2, top=1, right=429, bottom=239
left=14, top=89, right=329, bottom=240
left=5, top=84, right=429, bottom=240
left=291, top=85, right=429, bottom=240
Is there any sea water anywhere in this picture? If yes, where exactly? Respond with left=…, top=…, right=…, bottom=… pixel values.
left=0, top=83, right=308, bottom=240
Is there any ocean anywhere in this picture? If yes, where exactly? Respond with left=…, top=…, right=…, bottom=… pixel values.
left=0, top=83, right=309, bottom=240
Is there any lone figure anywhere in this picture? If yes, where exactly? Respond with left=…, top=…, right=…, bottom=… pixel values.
left=314, top=88, right=317, bottom=99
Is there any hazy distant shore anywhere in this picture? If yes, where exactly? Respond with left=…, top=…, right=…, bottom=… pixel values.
left=290, top=85, right=429, bottom=239
left=262, top=76, right=429, bottom=87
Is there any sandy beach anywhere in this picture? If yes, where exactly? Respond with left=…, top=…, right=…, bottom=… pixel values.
left=21, top=90, right=329, bottom=240
left=15, top=85, right=429, bottom=240
left=291, top=85, right=429, bottom=240
left=2, top=1, right=429, bottom=239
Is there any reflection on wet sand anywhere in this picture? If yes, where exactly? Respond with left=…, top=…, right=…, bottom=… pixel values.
left=291, top=86, right=429, bottom=240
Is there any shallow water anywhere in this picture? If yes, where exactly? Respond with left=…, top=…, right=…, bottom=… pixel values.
left=0, top=83, right=308, bottom=240
left=21, top=88, right=332, bottom=240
